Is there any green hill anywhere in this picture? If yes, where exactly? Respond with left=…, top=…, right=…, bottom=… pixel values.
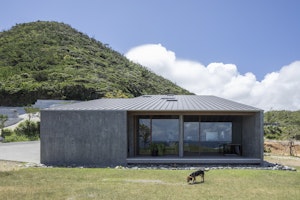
left=0, top=21, right=191, bottom=106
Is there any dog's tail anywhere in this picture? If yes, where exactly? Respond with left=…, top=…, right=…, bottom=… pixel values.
left=198, top=167, right=210, bottom=172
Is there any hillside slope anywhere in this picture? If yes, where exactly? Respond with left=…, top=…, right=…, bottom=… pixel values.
left=0, top=21, right=191, bottom=106
left=264, top=110, right=300, bottom=140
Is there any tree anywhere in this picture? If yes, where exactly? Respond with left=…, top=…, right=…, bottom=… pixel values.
left=24, top=106, right=39, bottom=121
left=104, top=90, right=129, bottom=98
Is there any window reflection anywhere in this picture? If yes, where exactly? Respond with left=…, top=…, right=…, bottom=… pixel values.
left=138, top=118, right=151, bottom=155
left=184, top=122, right=200, bottom=156
left=139, top=119, right=150, bottom=146
left=152, top=116, right=179, bottom=155
left=137, top=116, right=179, bottom=156
left=199, top=122, right=232, bottom=155
left=152, top=119, right=179, bottom=143
left=200, top=122, right=232, bottom=142
left=137, top=115, right=232, bottom=157
left=183, top=120, right=232, bottom=156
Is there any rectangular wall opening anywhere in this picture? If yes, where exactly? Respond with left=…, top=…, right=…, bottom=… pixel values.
left=134, top=114, right=242, bottom=157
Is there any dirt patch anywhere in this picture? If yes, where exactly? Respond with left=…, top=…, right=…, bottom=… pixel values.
left=264, top=140, right=300, bottom=156
left=264, top=140, right=300, bottom=167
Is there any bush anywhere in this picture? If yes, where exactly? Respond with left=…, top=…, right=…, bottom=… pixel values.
left=1, top=129, right=13, bottom=138
left=3, top=133, right=29, bottom=143
left=264, top=125, right=282, bottom=140
left=14, top=120, right=40, bottom=139
left=0, top=120, right=40, bottom=142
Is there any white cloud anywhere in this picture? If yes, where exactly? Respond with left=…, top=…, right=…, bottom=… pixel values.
left=125, top=44, right=300, bottom=111
left=125, top=44, right=175, bottom=77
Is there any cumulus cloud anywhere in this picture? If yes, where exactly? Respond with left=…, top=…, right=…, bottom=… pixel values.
left=125, top=44, right=300, bottom=111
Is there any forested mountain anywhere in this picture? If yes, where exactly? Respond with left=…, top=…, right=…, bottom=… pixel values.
left=0, top=21, right=191, bottom=106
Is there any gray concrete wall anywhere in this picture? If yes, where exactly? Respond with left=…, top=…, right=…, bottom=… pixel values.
left=242, top=111, right=264, bottom=162
left=41, top=110, right=127, bottom=167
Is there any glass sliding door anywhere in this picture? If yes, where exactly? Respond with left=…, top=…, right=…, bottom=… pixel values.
left=137, top=115, right=179, bottom=156
left=184, top=122, right=200, bottom=156
left=136, top=115, right=232, bottom=157
left=200, top=122, right=232, bottom=155
left=152, top=116, right=179, bottom=155
left=183, top=115, right=232, bottom=156
left=184, top=116, right=200, bottom=156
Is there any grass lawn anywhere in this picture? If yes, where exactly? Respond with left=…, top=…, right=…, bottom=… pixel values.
left=0, top=166, right=299, bottom=200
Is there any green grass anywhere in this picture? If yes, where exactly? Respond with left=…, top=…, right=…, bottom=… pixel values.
left=0, top=167, right=299, bottom=200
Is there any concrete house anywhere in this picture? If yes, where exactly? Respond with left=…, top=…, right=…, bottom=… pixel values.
left=40, top=95, right=264, bottom=167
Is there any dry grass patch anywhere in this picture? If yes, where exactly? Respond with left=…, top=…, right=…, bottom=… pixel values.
left=0, top=160, right=24, bottom=172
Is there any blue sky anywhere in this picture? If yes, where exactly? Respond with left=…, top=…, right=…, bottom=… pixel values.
left=1, top=0, right=300, bottom=110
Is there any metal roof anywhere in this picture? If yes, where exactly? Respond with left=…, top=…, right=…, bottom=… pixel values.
left=45, top=95, right=262, bottom=112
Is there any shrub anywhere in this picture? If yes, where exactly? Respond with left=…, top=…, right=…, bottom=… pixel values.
left=3, top=133, right=29, bottom=143
left=1, top=129, right=13, bottom=138
left=264, top=125, right=282, bottom=140
left=14, top=120, right=40, bottom=139
left=264, top=146, right=271, bottom=153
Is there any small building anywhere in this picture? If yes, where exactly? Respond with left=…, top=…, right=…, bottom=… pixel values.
left=40, top=95, right=264, bottom=167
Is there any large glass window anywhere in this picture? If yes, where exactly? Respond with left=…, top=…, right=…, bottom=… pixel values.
left=183, top=115, right=232, bottom=156
left=137, top=115, right=232, bottom=157
left=152, top=116, right=179, bottom=155
left=137, top=116, right=179, bottom=156
left=184, top=116, right=200, bottom=156
left=200, top=122, right=232, bottom=142
left=184, top=122, right=200, bottom=156
left=199, top=122, right=232, bottom=154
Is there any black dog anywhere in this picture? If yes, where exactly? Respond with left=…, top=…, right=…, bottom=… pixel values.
left=187, top=169, right=205, bottom=183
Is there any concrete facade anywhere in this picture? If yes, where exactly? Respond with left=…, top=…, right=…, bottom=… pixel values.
left=242, top=111, right=264, bottom=160
left=41, top=110, right=127, bottom=166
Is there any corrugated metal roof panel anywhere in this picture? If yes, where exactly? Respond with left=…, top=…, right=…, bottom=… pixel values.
left=45, top=95, right=262, bottom=112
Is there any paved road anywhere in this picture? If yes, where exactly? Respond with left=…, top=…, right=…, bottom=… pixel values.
left=0, top=141, right=40, bottom=163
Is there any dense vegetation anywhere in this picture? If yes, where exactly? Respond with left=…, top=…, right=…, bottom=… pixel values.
left=264, top=110, right=300, bottom=140
left=0, top=21, right=191, bottom=106
left=1, top=107, right=40, bottom=142
left=1, top=120, right=40, bottom=142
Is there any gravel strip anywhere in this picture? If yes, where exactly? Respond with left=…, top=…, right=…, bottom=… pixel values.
left=26, top=160, right=296, bottom=171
